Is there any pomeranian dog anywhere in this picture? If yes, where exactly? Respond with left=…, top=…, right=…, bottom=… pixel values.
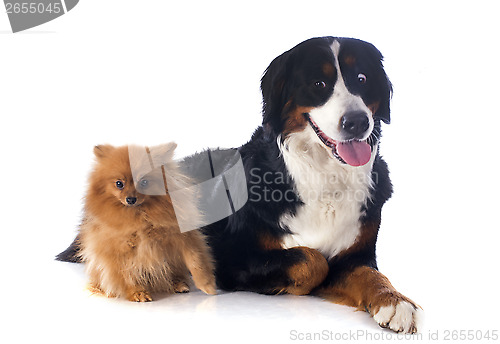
left=69, top=143, right=216, bottom=302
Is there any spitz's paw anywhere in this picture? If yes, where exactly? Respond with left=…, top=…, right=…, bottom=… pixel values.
left=88, top=284, right=105, bottom=296
left=128, top=290, right=153, bottom=302
left=174, top=281, right=190, bottom=293
left=88, top=284, right=116, bottom=298
left=197, top=279, right=217, bottom=295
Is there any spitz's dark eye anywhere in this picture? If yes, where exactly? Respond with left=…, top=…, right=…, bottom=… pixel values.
left=115, top=181, right=124, bottom=189
left=139, top=179, right=149, bottom=188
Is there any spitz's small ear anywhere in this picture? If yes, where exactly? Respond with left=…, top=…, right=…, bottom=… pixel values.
left=149, top=142, right=177, bottom=165
left=93, top=144, right=114, bottom=159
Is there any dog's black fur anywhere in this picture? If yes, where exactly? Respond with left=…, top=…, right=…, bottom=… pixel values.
left=201, top=37, right=393, bottom=294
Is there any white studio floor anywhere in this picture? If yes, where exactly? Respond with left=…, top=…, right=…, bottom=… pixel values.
left=6, top=253, right=498, bottom=344
left=9, top=259, right=427, bottom=343
left=2, top=1, right=500, bottom=343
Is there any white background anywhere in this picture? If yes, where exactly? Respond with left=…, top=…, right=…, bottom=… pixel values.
left=1, top=1, right=499, bottom=343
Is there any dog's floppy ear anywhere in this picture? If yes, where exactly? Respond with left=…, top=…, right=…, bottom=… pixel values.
left=377, top=74, right=392, bottom=125
left=366, top=42, right=392, bottom=125
left=261, top=50, right=290, bottom=136
left=93, top=144, right=114, bottom=159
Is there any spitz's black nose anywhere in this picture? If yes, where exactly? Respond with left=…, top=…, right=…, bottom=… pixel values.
left=126, top=197, right=137, bottom=205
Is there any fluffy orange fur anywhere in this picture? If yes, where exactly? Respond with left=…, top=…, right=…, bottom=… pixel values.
left=77, top=143, right=216, bottom=302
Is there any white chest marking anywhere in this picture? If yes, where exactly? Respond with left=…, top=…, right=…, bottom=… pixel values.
left=278, top=39, right=377, bottom=259
left=279, top=131, right=377, bottom=259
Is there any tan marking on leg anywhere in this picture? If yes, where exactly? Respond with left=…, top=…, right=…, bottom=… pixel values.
left=285, top=247, right=329, bottom=295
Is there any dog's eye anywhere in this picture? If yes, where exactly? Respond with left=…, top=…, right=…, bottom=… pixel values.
left=357, top=73, right=367, bottom=84
left=139, top=179, right=149, bottom=188
left=314, top=81, right=326, bottom=88
left=115, top=181, right=124, bottom=189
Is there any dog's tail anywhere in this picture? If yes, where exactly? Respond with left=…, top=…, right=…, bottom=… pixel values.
left=55, top=236, right=83, bottom=263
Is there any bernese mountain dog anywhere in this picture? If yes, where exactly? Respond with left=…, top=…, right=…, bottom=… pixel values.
left=58, top=36, right=422, bottom=334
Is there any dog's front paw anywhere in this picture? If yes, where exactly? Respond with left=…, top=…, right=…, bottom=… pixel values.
left=128, top=290, right=153, bottom=302
left=197, top=280, right=217, bottom=295
left=285, top=247, right=329, bottom=295
left=372, top=298, right=423, bottom=334
left=191, top=271, right=217, bottom=295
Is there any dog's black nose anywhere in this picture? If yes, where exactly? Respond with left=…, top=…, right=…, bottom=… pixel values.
left=340, top=111, right=370, bottom=139
left=126, top=197, right=137, bottom=205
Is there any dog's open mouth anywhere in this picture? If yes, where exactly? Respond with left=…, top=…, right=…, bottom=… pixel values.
left=304, top=114, right=372, bottom=167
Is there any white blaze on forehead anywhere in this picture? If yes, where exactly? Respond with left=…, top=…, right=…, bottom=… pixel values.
left=308, top=40, right=374, bottom=142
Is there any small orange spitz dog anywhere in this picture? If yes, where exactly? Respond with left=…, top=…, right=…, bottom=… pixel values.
left=75, top=143, right=216, bottom=302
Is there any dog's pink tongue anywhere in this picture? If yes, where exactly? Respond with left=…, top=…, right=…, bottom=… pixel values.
left=336, top=141, right=372, bottom=167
